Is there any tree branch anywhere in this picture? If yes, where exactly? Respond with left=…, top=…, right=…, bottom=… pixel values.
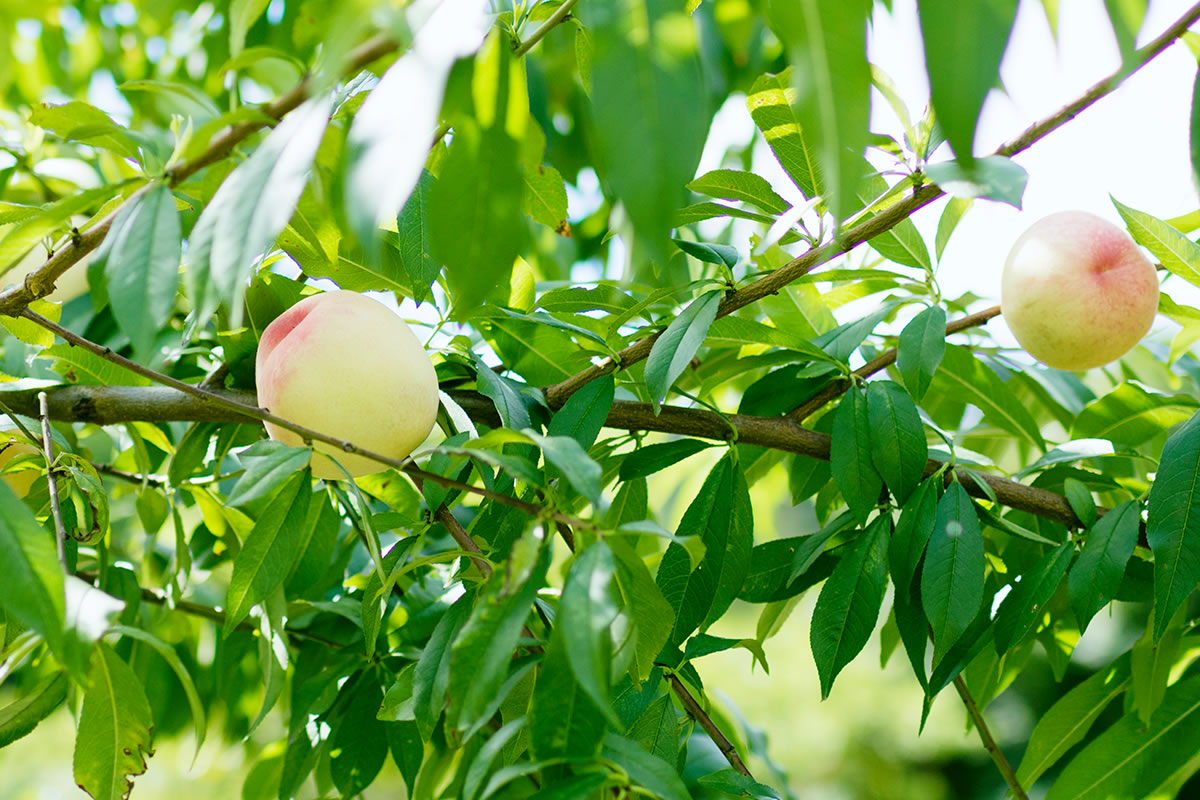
left=668, top=673, right=753, bottom=779
left=953, top=675, right=1029, bottom=800
left=513, top=0, right=581, bottom=57
left=543, top=1, right=1200, bottom=410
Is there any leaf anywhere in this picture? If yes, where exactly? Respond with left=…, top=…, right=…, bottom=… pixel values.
left=0, top=672, right=68, bottom=748
left=529, top=626, right=605, bottom=760
left=896, top=306, right=946, bottom=402
left=108, top=624, right=206, bottom=756
left=1146, top=409, right=1200, bottom=639
left=547, top=374, right=614, bottom=451
left=523, top=164, right=569, bottom=232
left=656, top=453, right=753, bottom=643
left=185, top=96, right=332, bottom=329
left=229, top=0, right=270, bottom=54
left=1192, top=68, right=1200, bottom=192
left=918, top=0, right=1019, bottom=162
left=992, top=542, right=1073, bottom=654
left=523, top=431, right=604, bottom=507
left=810, top=514, right=890, bottom=697
left=225, top=470, right=312, bottom=632
left=225, top=440, right=312, bottom=506
left=767, top=0, right=871, bottom=221
left=619, top=439, right=716, bottom=481
left=73, top=643, right=154, bottom=800
left=1112, top=196, right=1200, bottom=287
left=866, top=380, right=928, bottom=505
left=856, top=171, right=931, bottom=270
left=1045, top=673, right=1200, bottom=800
left=463, top=717, right=526, bottom=800
left=746, top=68, right=821, bottom=198
left=830, top=388, right=882, bottom=524
left=395, top=171, right=440, bottom=304
left=921, top=481, right=985, bottom=664
left=413, top=591, right=474, bottom=739
left=673, top=238, right=739, bottom=270
left=687, top=169, right=790, bottom=214
left=91, top=184, right=181, bottom=358
left=329, top=674, right=389, bottom=797
left=446, top=535, right=549, bottom=741
left=0, top=480, right=67, bottom=671
left=611, top=538, right=675, bottom=682
left=1072, top=380, right=1198, bottom=447
left=342, top=0, right=487, bottom=253
left=889, top=476, right=939, bottom=594
left=473, top=353, right=532, bottom=431
left=558, top=541, right=622, bottom=726
left=30, top=101, right=142, bottom=161
left=932, top=344, right=1045, bottom=449
left=935, top=197, right=973, bottom=261
left=588, top=0, right=709, bottom=263
left=698, top=769, right=782, bottom=800
left=1015, top=655, right=1131, bottom=787
left=924, top=156, right=1028, bottom=207
left=1069, top=501, right=1141, bottom=631
left=601, top=732, right=691, bottom=800
left=644, top=289, right=722, bottom=409
left=628, top=694, right=679, bottom=764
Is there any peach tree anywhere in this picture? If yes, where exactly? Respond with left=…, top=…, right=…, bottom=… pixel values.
left=1, top=1, right=1200, bottom=799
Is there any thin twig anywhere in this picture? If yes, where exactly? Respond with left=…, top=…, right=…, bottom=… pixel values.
left=953, top=675, right=1029, bottom=800
left=514, top=0, right=581, bottom=57
left=789, top=304, right=1003, bottom=422
left=435, top=505, right=492, bottom=578
left=38, top=392, right=68, bottom=571
left=668, top=673, right=754, bottom=779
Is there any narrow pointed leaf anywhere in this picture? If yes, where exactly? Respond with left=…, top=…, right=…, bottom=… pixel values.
left=559, top=541, right=622, bottom=726
left=897, top=306, right=946, bottom=403
left=1146, top=409, right=1200, bottom=639
left=746, top=68, right=821, bottom=198
left=992, top=542, right=1073, bottom=654
left=921, top=481, right=985, bottom=663
left=866, top=380, right=928, bottom=505
left=1070, top=500, right=1141, bottom=630
left=644, top=289, right=722, bottom=408
left=830, top=388, right=882, bottom=524
left=73, top=643, right=155, bottom=800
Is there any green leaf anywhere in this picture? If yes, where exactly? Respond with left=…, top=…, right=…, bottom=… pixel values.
left=225, top=440, right=312, bottom=506
left=767, top=0, right=871, bottom=221
left=1131, top=606, right=1183, bottom=726
left=329, top=674, right=389, bottom=797
left=523, top=431, right=603, bottom=507
left=463, top=717, right=526, bottom=800
left=395, top=171, right=440, bottom=304
left=1192, top=68, right=1200, bottom=192
left=229, top=0, right=270, bottom=54
left=698, top=769, right=782, bottom=800
left=897, top=306, right=946, bottom=402
left=611, top=537, right=675, bottom=682
left=918, top=0, right=1018, bottom=162
left=92, top=184, right=181, bottom=359
left=412, top=591, right=473, bottom=739
left=935, top=197, right=973, bottom=261
left=225, top=470, right=312, bottom=632
left=547, top=374, right=614, bottom=451
left=185, top=96, right=331, bottom=329
left=687, top=169, right=791, bottom=214
left=924, top=156, right=1028, bottom=207
left=524, top=164, right=569, bottom=232
left=1069, top=501, right=1141, bottom=631
left=921, top=481, right=985, bottom=664
left=673, top=238, right=739, bottom=270
left=674, top=202, right=778, bottom=227
left=601, top=732, right=691, bottom=800
left=656, top=453, right=753, bottom=643
left=620, top=439, right=716, bottom=481
left=830, top=388, right=882, bottom=524
left=30, top=101, right=142, bottom=161
left=0, top=672, right=68, bottom=748
left=473, top=353, right=532, bottom=431
left=746, top=68, right=821, bottom=198
left=1045, top=673, right=1200, bottom=800
left=1016, top=654, right=1130, bottom=786
left=1072, top=380, right=1198, bottom=447
left=430, top=120, right=525, bottom=313
left=446, top=535, right=549, bottom=741
left=1112, top=196, right=1200, bottom=287
left=856, top=171, right=931, bottom=270
left=889, top=476, right=939, bottom=594
left=810, top=514, right=890, bottom=697
left=587, top=0, right=708, bottom=264
left=992, top=542, right=1073, bottom=654
left=529, top=626, right=605, bottom=760
left=1063, top=477, right=1097, bottom=528
left=0, top=480, right=67, bottom=670
left=1146, top=409, right=1200, bottom=639
left=558, top=541, right=622, bottom=726
left=932, top=344, right=1045, bottom=450
left=628, top=694, right=680, bottom=764
left=866, top=380, right=928, bottom=505
left=644, top=289, right=722, bottom=408
left=73, top=643, right=154, bottom=800
left=108, top=624, right=206, bottom=756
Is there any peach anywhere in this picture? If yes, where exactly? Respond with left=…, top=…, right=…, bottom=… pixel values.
left=255, top=291, right=439, bottom=479
left=1001, top=211, right=1158, bottom=371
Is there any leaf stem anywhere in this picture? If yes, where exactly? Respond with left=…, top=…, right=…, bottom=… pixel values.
left=38, top=392, right=69, bottom=572
left=514, top=0, right=582, bottom=57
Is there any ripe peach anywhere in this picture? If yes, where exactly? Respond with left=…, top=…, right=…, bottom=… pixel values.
left=255, top=291, right=439, bottom=478
left=1001, top=211, right=1158, bottom=371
